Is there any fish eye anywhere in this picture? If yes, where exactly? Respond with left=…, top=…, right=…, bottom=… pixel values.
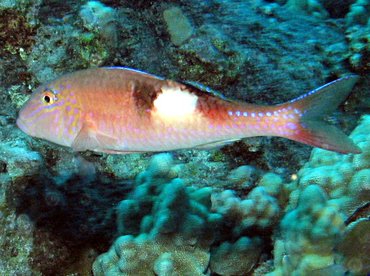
left=43, top=95, right=51, bottom=103
left=42, top=90, right=56, bottom=105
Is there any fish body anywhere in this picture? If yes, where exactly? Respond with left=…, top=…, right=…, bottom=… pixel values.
left=17, top=67, right=361, bottom=154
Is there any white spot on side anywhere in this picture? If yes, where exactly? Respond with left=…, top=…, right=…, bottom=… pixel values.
left=286, top=122, right=298, bottom=130
left=228, top=111, right=233, bottom=116
left=153, top=86, right=198, bottom=118
left=236, top=111, right=241, bottom=116
left=266, top=112, right=272, bottom=116
left=243, top=112, right=248, bottom=117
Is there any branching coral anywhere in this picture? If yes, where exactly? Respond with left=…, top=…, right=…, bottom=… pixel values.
left=102, top=153, right=218, bottom=275
left=94, top=153, right=278, bottom=275
left=212, top=187, right=280, bottom=237
left=266, top=115, right=370, bottom=275
left=116, top=153, right=219, bottom=246
left=269, top=185, right=346, bottom=275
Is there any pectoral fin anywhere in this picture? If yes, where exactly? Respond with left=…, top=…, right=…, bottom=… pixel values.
left=72, top=124, right=118, bottom=152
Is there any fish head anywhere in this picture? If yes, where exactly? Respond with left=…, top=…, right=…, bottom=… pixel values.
left=17, top=79, right=81, bottom=147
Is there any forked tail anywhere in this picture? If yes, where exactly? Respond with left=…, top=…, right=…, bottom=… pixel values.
left=277, top=76, right=361, bottom=154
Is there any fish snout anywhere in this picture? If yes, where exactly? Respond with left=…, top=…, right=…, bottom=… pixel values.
left=16, top=116, right=32, bottom=135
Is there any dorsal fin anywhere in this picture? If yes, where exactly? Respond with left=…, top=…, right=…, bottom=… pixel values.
left=179, top=80, right=228, bottom=100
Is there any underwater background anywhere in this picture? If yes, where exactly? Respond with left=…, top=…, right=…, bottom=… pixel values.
left=0, top=0, right=369, bottom=275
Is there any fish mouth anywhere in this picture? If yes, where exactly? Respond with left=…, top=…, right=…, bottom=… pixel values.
left=16, top=117, right=31, bottom=135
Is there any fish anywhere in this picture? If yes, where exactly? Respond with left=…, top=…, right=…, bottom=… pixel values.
left=16, top=67, right=361, bottom=154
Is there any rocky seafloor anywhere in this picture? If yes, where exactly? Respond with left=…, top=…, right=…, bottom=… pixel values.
left=0, top=0, right=369, bottom=275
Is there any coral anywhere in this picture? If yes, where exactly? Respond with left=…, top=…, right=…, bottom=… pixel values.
left=345, top=0, right=370, bottom=72
left=95, top=154, right=215, bottom=275
left=79, top=1, right=118, bottom=48
left=28, top=23, right=111, bottom=83
left=346, top=0, right=370, bottom=26
left=93, top=115, right=370, bottom=276
left=93, top=234, right=209, bottom=276
left=163, top=6, right=194, bottom=46
left=7, top=85, right=29, bottom=109
left=94, top=153, right=277, bottom=275
left=226, top=165, right=255, bottom=186
left=269, top=185, right=345, bottom=275
left=210, top=237, right=262, bottom=275
left=116, top=153, right=218, bottom=245
left=336, top=218, right=370, bottom=274
left=284, top=0, right=328, bottom=18
left=0, top=140, right=41, bottom=275
left=172, top=24, right=247, bottom=89
left=0, top=140, right=43, bottom=180
left=212, top=187, right=280, bottom=237
left=291, top=115, right=370, bottom=217
left=0, top=212, right=35, bottom=276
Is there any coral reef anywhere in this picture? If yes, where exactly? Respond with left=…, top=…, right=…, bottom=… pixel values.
left=94, top=153, right=275, bottom=275
left=284, top=0, right=328, bottom=18
left=345, top=0, right=370, bottom=72
left=269, top=185, right=345, bottom=275
left=93, top=234, right=210, bottom=276
left=94, top=154, right=215, bottom=275
left=336, top=218, right=370, bottom=274
left=212, top=187, right=280, bottom=235
left=79, top=1, right=118, bottom=48
left=291, top=115, right=370, bottom=217
left=163, top=6, right=194, bottom=46
left=210, top=237, right=262, bottom=275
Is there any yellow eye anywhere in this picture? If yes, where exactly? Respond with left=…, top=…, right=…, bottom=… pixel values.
left=42, top=91, right=56, bottom=104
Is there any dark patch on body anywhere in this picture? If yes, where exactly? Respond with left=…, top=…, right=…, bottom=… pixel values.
left=129, top=75, right=235, bottom=121
left=130, top=79, right=164, bottom=115
left=177, top=80, right=236, bottom=121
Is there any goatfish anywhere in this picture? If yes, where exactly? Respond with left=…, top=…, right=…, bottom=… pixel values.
left=16, top=67, right=361, bottom=154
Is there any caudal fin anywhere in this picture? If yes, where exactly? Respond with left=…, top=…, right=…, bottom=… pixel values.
left=280, top=76, right=361, bottom=154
